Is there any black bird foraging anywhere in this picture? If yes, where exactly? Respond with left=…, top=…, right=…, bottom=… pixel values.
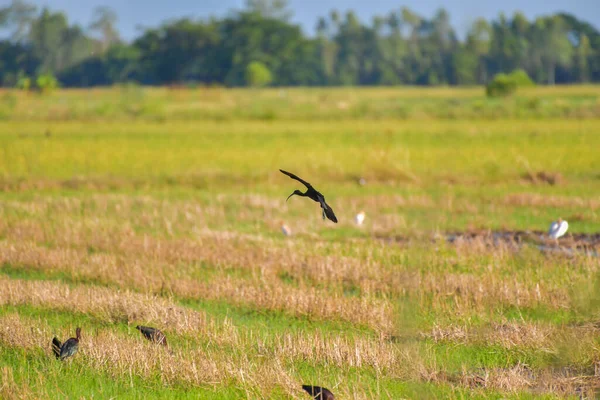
left=136, top=325, right=168, bottom=346
left=301, top=385, right=335, bottom=400
left=51, top=327, right=81, bottom=361
left=279, top=169, right=338, bottom=223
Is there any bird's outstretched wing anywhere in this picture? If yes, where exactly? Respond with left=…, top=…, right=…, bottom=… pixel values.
left=320, top=200, right=338, bottom=223
left=279, top=169, right=313, bottom=189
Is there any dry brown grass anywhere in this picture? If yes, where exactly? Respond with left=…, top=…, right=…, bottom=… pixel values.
left=0, top=239, right=394, bottom=332
left=0, top=282, right=397, bottom=369
left=503, top=193, right=600, bottom=211
left=0, top=229, right=579, bottom=323
left=5, top=277, right=597, bottom=397
left=521, top=171, right=565, bottom=186
left=0, top=314, right=296, bottom=397
left=0, top=278, right=218, bottom=338
left=7, top=310, right=595, bottom=399
left=5, top=187, right=594, bottom=245
left=1, top=202, right=595, bottom=330
left=1, top=191, right=599, bottom=397
left=2, top=270, right=599, bottom=397
left=459, top=363, right=600, bottom=397
left=0, top=313, right=404, bottom=399
left=426, top=321, right=556, bottom=350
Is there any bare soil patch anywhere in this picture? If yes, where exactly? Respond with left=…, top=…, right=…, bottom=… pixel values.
left=375, top=229, right=600, bottom=253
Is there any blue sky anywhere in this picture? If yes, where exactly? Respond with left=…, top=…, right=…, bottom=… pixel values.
left=6, top=0, right=600, bottom=40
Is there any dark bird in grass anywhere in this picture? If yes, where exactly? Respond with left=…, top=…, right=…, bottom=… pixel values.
left=136, top=325, right=168, bottom=346
left=279, top=169, right=338, bottom=223
left=302, top=385, right=335, bottom=400
left=51, top=327, right=81, bottom=361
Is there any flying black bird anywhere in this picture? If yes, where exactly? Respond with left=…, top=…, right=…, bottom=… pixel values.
left=136, top=325, right=168, bottom=346
left=302, top=385, right=335, bottom=400
left=279, top=169, right=338, bottom=223
left=51, top=327, right=81, bottom=361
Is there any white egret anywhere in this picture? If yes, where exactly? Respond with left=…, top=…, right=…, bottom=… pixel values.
left=281, top=221, right=292, bottom=236
left=355, top=211, right=365, bottom=226
left=548, top=218, right=568, bottom=240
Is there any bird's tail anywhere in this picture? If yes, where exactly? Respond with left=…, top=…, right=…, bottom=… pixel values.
left=302, top=385, right=327, bottom=399
left=51, top=338, right=61, bottom=359
left=302, top=385, right=317, bottom=395
left=322, top=205, right=337, bottom=223
left=319, top=200, right=338, bottom=223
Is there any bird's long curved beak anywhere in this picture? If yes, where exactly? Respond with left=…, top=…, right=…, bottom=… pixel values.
left=286, top=193, right=295, bottom=202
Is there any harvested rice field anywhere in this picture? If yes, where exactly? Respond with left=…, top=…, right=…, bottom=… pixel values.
left=0, top=86, right=599, bottom=399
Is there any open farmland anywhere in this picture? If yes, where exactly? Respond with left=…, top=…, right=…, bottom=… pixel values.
left=0, top=86, right=599, bottom=399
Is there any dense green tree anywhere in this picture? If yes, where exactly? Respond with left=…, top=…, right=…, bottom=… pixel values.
left=531, top=16, right=572, bottom=84
left=133, top=18, right=221, bottom=84
left=0, top=2, right=599, bottom=87
left=379, top=11, right=407, bottom=84
left=465, top=18, right=491, bottom=83
left=452, top=45, right=478, bottom=85
left=0, top=0, right=37, bottom=42
left=25, top=7, right=92, bottom=74
left=219, top=11, right=314, bottom=86
left=316, top=16, right=337, bottom=84
left=245, top=0, right=292, bottom=21
left=558, top=12, right=600, bottom=81
left=0, top=41, right=38, bottom=85
left=89, top=6, right=120, bottom=53
left=509, top=12, right=530, bottom=73
left=575, top=34, right=592, bottom=82
left=245, top=61, right=272, bottom=87
left=28, top=9, right=69, bottom=72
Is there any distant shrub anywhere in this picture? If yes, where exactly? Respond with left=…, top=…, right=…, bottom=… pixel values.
left=509, top=69, right=535, bottom=87
left=486, top=70, right=535, bottom=98
left=35, top=73, right=59, bottom=93
left=245, top=61, right=272, bottom=88
left=486, top=73, right=517, bottom=97
left=16, top=75, right=31, bottom=91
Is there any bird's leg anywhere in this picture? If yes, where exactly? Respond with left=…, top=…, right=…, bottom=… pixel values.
left=318, top=198, right=327, bottom=220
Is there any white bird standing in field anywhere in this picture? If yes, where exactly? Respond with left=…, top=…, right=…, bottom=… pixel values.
left=281, top=221, right=292, bottom=236
left=355, top=211, right=365, bottom=226
left=548, top=218, right=568, bottom=240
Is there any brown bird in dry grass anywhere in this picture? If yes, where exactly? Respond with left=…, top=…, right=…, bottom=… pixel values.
left=136, top=325, right=168, bottom=346
left=280, top=169, right=338, bottom=223
left=51, top=327, right=81, bottom=361
left=302, top=385, right=335, bottom=400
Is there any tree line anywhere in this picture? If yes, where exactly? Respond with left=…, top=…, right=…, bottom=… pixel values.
left=0, top=0, right=599, bottom=87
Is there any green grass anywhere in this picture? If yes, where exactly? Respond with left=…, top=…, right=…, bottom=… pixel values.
left=1, top=116, right=599, bottom=232
left=1, top=348, right=248, bottom=399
